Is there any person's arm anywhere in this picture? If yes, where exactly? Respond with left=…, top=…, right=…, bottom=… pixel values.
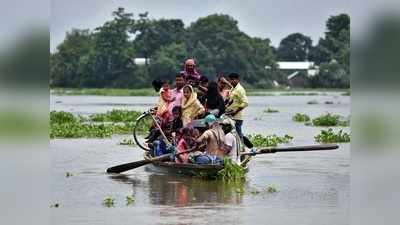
left=231, top=89, right=248, bottom=115
left=196, top=100, right=205, bottom=118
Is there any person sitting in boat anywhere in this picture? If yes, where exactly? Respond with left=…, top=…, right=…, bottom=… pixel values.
left=204, top=81, right=225, bottom=117
left=171, top=106, right=183, bottom=134
left=197, top=76, right=208, bottom=105
left=170, top=73, right=186, bottom=110
left=181, top=85, right=205, bottom=127
left=156, top=80, right=175, bottom=117
left=175, top=127, right=196, bottom=164
left=192, top=114, right=226, bottom=165
left=181, top=58, right=201, bottom=86
left=221, top=116, right=242, bottom=164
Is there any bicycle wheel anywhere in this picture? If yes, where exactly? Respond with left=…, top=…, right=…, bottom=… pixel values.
left=133, top=112, right=154, bottom=151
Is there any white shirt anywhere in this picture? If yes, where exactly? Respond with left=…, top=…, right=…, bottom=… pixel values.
left=225, top=132, right=240, bottom=164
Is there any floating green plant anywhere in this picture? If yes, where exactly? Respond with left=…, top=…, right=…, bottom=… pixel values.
left=90, top=109, right=141, bottom=123
left=263, top=108, right=279, bottom=113
left=248, top=134, right=293, bottom=147
left=119, top=138, right=136, bottom=146
left=266, top=186, right=278, bottom=193
left=50, top=111, right=141, bottom=138
left=218, top=158, right=246, bottom=182
left=315, top=128, right=350, bottom=143
left=126, top=196, right=135, bottom=205
left=65, top=172, right=73, bottom=178
left=292, top=113, right=310, bottom=122
left=312, top=113, right=349, bottom=127
left=103, top=197, right=115, bottom=207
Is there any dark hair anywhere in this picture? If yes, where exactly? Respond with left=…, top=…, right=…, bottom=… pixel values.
left=152, top=79, right=163, bottom=92
left=176, top=73, right=183, bottom=78
left=222, top=123, right=233, bottom=134
left=199, top=76, right=209, bottom=83
left=206, top=81, right=225, bottom=116
left=228, top=73, right=240, bottom=79
left=172, top=106, right=182, bottom=113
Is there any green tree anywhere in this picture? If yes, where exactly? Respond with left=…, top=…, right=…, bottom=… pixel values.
left=277, top=33, right=313, bottom=61
left=133, top=13, right=186, bottom=59
left=50, top=29, right=93, bottom=87
left=81, top=7, right=136, bottom=87
left=149, top=42, right=188, bottom=81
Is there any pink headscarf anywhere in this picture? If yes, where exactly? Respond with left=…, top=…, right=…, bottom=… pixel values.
left=181, top=58, right=201, bottom=84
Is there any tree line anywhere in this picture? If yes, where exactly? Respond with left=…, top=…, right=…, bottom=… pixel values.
left=50, top=7, right=349, bottom=89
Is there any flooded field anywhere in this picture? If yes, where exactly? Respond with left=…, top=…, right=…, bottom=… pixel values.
left=50, top=93, right=350, bottom=225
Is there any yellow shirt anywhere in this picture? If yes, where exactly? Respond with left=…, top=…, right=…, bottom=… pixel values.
left=226, top=83, right=248, bottom=120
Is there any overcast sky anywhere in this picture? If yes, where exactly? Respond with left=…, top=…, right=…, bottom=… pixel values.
left=51, top=0, right=350, bottom=51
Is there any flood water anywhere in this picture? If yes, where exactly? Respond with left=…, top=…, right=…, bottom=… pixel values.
left=50, top=92, right=350, bottom=225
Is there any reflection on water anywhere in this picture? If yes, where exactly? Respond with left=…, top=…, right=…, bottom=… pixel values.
left=109, top=173, right=245, bottom=207
left=51, top=94, right=350, bottom=225
left=147, top=174, right=244, bottom=207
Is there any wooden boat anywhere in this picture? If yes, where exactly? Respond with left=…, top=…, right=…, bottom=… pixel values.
left=144, top=154, right=251, bottom=177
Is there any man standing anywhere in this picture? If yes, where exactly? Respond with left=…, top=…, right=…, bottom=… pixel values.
left=225, top=73, right=248, bottom=139
left=170, top=73, right=186, bottom=110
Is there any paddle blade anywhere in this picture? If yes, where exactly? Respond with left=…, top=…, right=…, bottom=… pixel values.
left=106, top=154, right=172, bottom=174
left=106, top=159, right=151, bottom=173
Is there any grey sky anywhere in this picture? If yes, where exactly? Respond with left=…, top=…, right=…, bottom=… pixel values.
left=51, top=0, right=350, bottom=52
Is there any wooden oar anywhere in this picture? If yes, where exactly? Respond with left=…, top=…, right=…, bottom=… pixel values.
left=148, top=113, right=172, bottom=145
left=240, top=144, right=339, bottom=156
left=106, top=147, right=199, bottom=174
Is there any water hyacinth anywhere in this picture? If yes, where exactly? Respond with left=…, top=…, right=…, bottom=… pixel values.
left=263, top=108, right=279, bottom=113
left=50, top=111, right=141, bottom=138
left=314, top=128, right=350, bottom=143
left=292, top=113, right=310, bottom=122
left=248, top=134, right=293, bottom=147
left=217, top=158, right=246, bottom=182
left=102, top=197, right=115, bottom=207
left=119, top=138, right=136, bottom=146
left=312, top=113, right=349, bottom=127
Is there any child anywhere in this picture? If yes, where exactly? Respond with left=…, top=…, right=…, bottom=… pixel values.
left=156, top=81, right=175, bottom=117
left=175, top=127, right=196, bottom=164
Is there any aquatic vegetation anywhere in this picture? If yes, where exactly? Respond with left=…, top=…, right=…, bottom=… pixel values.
left=52, top=88, right=157, bottom=96
left=65, top=172, right=73, bottom=178
left=90, top=109, right=141, bottom=123
left=50, top=111, right=78, bottom=124
left=266, top=186, right=278, bottom=193
left=119, top=138, right=136, bottom=146
left=103, top=197, right=115, bottom=207
left=307, top=100, right=319, bottom=104
left=126, top=196, right=135, bottom=205
left=248, top=134, right=293, bottom=147
left=217, top=158, right=246, bottom=182
left=292, top=113, right=310, bottom=122
left=315, top=128, right=350, bottom=143
left=263, top=108, right=279, bottom=113
left=50, top=110, right=142, bottom=138
left=312, top=113, right=349, bottom=127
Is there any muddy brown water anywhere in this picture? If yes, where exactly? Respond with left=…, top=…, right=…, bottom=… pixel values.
left=51, top=93, right=350, bottom=225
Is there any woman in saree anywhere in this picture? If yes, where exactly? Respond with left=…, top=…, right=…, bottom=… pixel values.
left=181, top=85, right=205, bottom=126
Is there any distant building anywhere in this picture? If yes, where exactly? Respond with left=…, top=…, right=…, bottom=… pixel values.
left=266, top=61, right=319, bottom=87
left=131, top=58, right=150, bottom=65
